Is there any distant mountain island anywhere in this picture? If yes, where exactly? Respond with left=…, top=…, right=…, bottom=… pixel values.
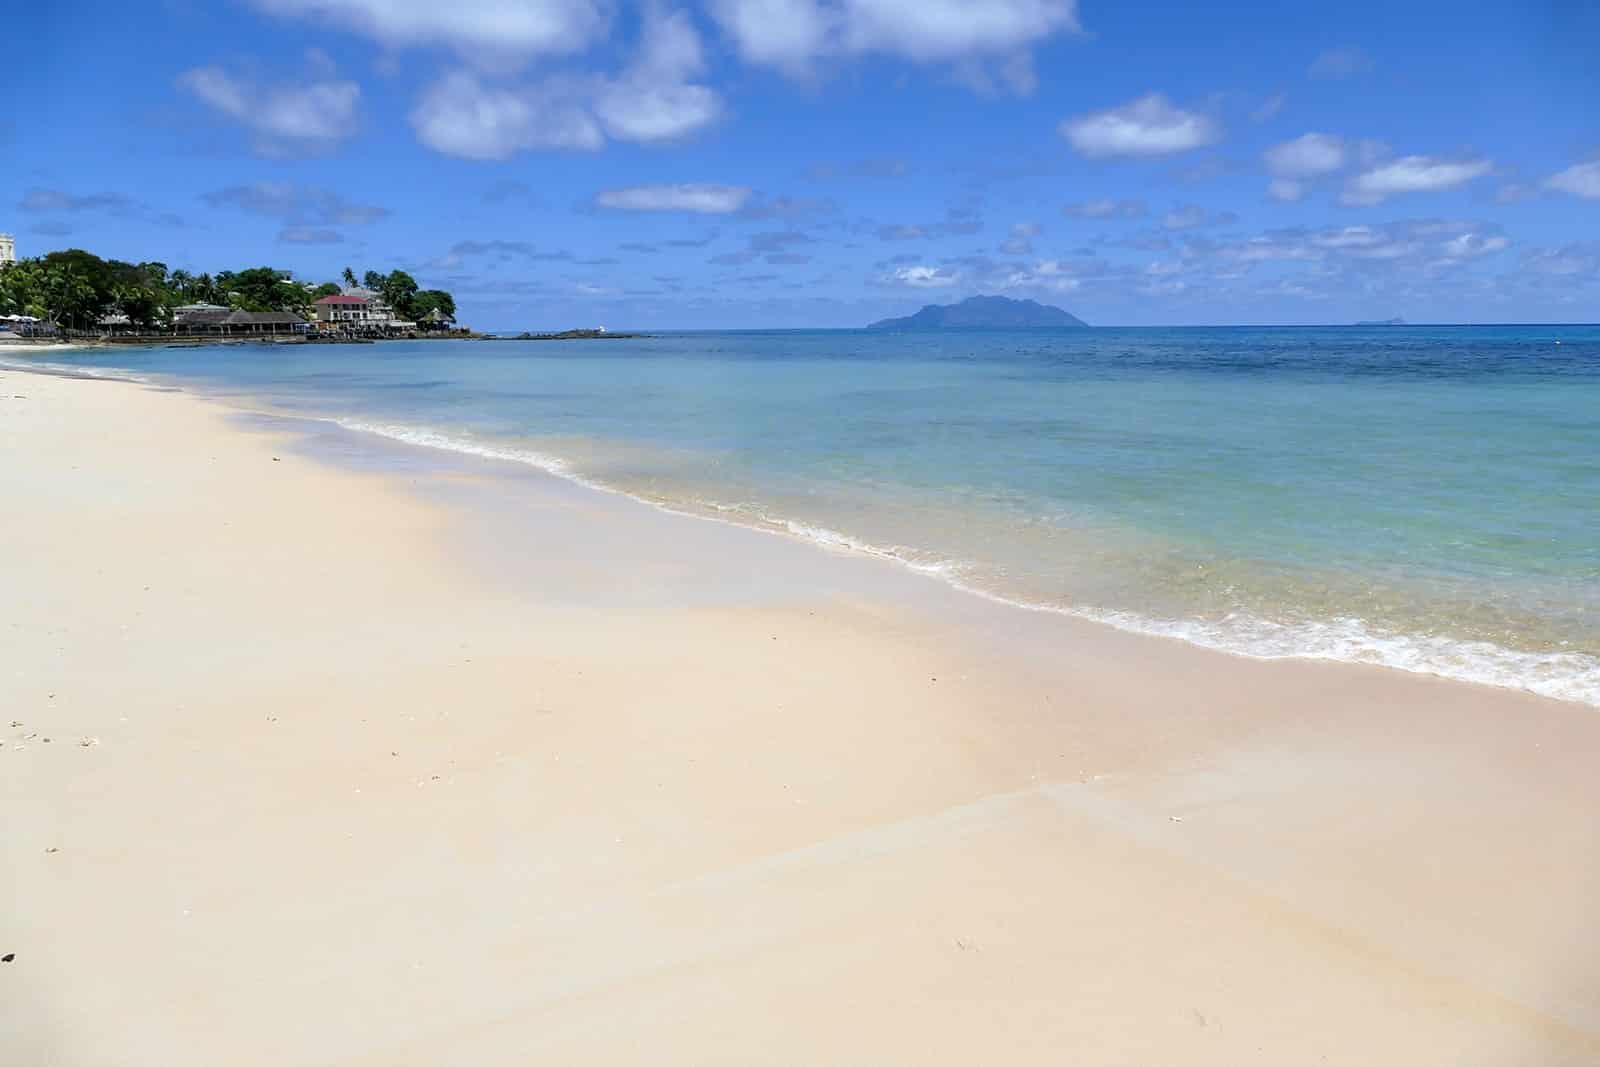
left=1355, top=317, right=1407, bottom=326
left=867, top=295, right=1089, bottom=330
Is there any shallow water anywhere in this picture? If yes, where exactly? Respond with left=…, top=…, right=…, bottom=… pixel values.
left=11, top=325, right=1599, bottom=704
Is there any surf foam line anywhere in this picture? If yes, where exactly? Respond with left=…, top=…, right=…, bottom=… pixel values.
left=330, top=417, right=1600, bottom=709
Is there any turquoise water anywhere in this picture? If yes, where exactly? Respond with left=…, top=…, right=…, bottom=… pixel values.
left=11, top=326, right=1599, bottom=704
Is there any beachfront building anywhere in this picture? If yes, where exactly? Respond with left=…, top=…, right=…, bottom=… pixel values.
left=173, top=309, right=309, bottom=336
left=173, top=302, right=229, bottom=319
left=313, top=293, right=384, bottom=326
left=314, top=290, right=417, bottom=333
left=0, top=233, right=14, bottom=263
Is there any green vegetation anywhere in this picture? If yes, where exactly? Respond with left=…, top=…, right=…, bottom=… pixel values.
left=0, top=249, right=457, bottom=331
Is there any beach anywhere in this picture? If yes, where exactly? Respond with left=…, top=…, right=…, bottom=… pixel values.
left=5, top=367, right=1600, bottom=1064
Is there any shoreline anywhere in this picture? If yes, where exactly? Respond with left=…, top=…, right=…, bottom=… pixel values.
left=6, top=366, right=1600, bottom=1062
left=7, top=343, right=1597, bottom=707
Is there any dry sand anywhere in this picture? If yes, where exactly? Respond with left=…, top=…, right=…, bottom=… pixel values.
left=4, top=369, right=1599, bottom=1064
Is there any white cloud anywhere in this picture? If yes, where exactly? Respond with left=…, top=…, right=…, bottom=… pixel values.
left=593, top=8, right=722, bottom=142
left=1059, top=93, right=1220, bottom=159
left=178, top=64, right=359, bottom=151
left=842, top=0, right=1078, bottom=60
left=708, top=0, right=1078, bottom=88
left=999, top=221, right=1040, bottom=254
left=1308, top=46, right=1372, bottom=79
left=1438, top=232, right=1509, bottom=260
left=1522, top=241, right=1600, bottom=277
left=1251, top=91, right=1286, bottom=122
left=201, top=182, right=390, bottom=225
left=1341, top=155, right=1492, bottom=205
left=410, top=72, right=603, bottom=159
left=1267, top=179, right=1304, bottom=202
left=1162, top=204, right=1236, bottom=230
left=1263, top=133, right=1349, bottom=202
left=250, top=0, right=609, bottom=65
left=708, top=0, right=831, bottom=70
left=595, top=184, right=753, bottom=213
left=1546, top=161, right=1600, bottom=200
left=1063, top=197, right=1145, bottom=219
left=1265, top=132, right=1346, bottom=178
left=409, top=10, right=721, bottom=158
left=995, top=258, right=1088, bottom=293
left=1199, top=220, right=1509, bottom=271
left=884, top=264, right=960, bottom=288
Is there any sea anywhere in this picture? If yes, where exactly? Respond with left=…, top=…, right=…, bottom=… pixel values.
left=9, top=325, right=1598, bottom=706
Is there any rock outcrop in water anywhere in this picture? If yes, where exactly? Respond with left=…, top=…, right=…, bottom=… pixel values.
left=866, top=295, right=1089, bottom=330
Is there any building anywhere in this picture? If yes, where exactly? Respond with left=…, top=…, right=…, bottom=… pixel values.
left=0, top=233, right=14, bottom=264
left=172, top=302, right=229, bottom=318
left=173, top=309, right=309, bottom=336
left=313, top=293, right=383, bottom=326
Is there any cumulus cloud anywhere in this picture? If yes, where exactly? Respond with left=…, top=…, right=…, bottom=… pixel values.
left=595, top=184, right=753, bottom=213
left=1262, top=132, right=1350, bottom=202
left=1062, top=198, right=1145, bottom=219
left=708, top=0, right=1078, bottom=90
left=1265, top=132, right=1346, bottom=178
left=1341, top=155, right=1493, bottom=206
left=1546, top=160, right=1600, bottom=200
left=178, top=62, right=359, bottom=153
left=411, top=73, right=603, bottom=158
left=249, top=0, right=608, bottom=66
left=882, top=264, right=960, bottom=288
left=593, top=7, right=722, bottom=141
left=409, top=9, right=721, bottom=158
left=1059, top=93, right=1220, bottom=159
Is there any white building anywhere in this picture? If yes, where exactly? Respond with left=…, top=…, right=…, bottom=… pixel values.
left=0, top=234, right=15, bottom=264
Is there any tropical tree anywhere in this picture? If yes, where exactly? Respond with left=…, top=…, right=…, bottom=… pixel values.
left=412, top=289, right=456, bottom=324
left=342, top=267, right=357, bottom=289
left=312, top=282, right=341, bottom=299
left=362, top=270, right=384, bottom=291
left=379, top=270, right=419, bottom=319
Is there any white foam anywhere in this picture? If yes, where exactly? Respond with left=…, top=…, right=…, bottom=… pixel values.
left=318, top=417, right=1600, bottom=709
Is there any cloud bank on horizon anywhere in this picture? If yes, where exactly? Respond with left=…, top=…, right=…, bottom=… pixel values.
left=7, top=0, right=1600, bottom=327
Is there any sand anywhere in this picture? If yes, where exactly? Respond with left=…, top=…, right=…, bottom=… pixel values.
left=4, top=368, right=1598, bottom=1064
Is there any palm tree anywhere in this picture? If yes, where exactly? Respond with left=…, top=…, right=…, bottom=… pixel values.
left=342, top=267, right=357, bottom=289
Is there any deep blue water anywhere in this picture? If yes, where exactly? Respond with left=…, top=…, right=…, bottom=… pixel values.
left=11, top=325, right=1599, bottom=704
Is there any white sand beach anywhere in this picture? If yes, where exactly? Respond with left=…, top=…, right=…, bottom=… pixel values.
left=5, top=368, right=1599, bottom=1064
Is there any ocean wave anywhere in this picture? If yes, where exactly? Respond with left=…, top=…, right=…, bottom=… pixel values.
left=321, top=417, right=1600, bottom=709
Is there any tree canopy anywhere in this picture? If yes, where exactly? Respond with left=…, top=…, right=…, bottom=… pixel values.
left=0, top=250, right=458, bottom=332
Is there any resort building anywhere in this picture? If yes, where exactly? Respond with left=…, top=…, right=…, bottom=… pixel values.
left=0, top=233, right=14, bottom=263
left=170, top=308, right=308, bottom=336
left=313, top=293, right=384, bottom=326
left=314, top=290, right=417, bottom=332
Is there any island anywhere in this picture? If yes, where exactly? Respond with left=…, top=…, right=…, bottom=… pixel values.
left=492, top=329, right=651, bottom=341
left=867, top=294, right=1089, bottom=330
left=1355, top=317, right=1407, bottom=326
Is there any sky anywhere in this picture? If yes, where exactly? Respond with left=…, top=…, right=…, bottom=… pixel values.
left=6, top=0, right=1600, bottom=329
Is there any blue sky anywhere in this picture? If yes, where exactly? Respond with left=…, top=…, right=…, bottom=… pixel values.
left=7, top=0, right=1599, bottom=328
